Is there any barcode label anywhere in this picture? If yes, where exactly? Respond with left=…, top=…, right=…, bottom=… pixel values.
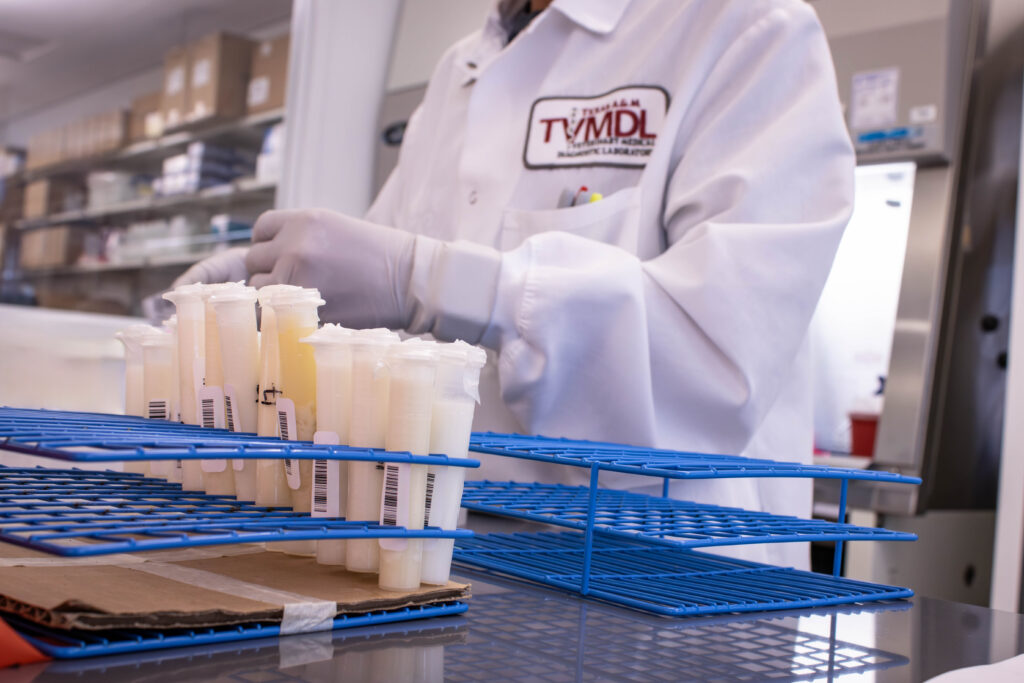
left=312, top=431, right=341, bottom=517
left=424, top=471, right=436, bottom=523
left=276, top=398, right=296, bottom=441
left=201, top=458, right=228, bottom=473
left=379, top=463, right=410, bottom=551
left=223, top=384, right=237, bottom=432
left=197, top=386, right=225, bottom=429
left=147, top=399, right=169, bottom=420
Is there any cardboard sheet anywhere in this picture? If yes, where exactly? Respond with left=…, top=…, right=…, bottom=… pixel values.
left=0, top=542, right=469, bottom=632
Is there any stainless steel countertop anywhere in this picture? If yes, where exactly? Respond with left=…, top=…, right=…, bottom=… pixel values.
left=8, top=570, right=1024, bottom=683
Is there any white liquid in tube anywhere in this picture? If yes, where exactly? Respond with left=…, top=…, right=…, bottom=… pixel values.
left=420, top=342, right=486, bottom=585
left=345, top=329, right=400, bottom=573
left=379, top=341, right=439, bottom=592
left=140, top=332, right=177, bottom=479
left=302, top=324, right=355, bottom=566
left=115, top=325, right=160, bottom=475
left=162, top=284, right=206, bottom=492
left=211, top=286, right=260, bottom=501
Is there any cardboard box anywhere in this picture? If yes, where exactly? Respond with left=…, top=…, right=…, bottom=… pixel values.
left=247, top=34, right=289, bottom=114
left=22, top=178, right=83, bottom=219
left=0, top=543, right=470, bottom=631
left=187, top=32, right=253, bottom=125
left=26, top=128, right=65, bottom=170
left=130, top=91, right=164, bottom=141
left=93, top=110, right=129, bottom=154
left=17, top=225, right=84, bottom=270
left=161, top=45, right=190, bottom=131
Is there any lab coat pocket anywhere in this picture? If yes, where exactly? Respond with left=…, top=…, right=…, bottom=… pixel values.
left=499, top=186, right=642, bottom=252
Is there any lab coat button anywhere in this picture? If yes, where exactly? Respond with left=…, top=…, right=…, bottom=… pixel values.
left=468, top=190, right=479, bottom=205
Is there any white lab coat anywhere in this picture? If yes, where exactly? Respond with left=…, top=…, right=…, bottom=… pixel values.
left=367, top=0, right=854, bottom=568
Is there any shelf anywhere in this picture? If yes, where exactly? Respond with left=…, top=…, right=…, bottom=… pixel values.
left=15, top=179, right=276, bottom=230
left=468, top=432, right=921, bottom=484
left=460, top=481, right=916, bottom=550
left=0, top=407, right=481, bottom=467
left=0, top=466, right=473, bottom=556
left=23, top=109, right=284, bottom=182
left=12, top=231, right=251, bottom=280
left=453, top=531, right=913, bottom=617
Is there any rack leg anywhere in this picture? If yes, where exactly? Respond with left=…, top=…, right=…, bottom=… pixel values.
left=581, top=464, right=599, bottom=595
left=833, top=479, right=849, bottom=578
left=662, top=477, right=669, bottom=498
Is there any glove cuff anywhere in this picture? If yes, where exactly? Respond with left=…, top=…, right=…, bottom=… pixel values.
left=407, top=236, right=501, bottom=344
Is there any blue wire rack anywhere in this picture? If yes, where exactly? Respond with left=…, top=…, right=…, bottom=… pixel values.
left=0, top=407, right=480, bottom=468
left=0, top=466, right=471, bottom=556
left=453, top=531, right=913, bottom=617
left=468, top=431, right=919, bottom=484
left=461, top=481, right=917, bottom=550
left=3, top=601, right=468, bottom=659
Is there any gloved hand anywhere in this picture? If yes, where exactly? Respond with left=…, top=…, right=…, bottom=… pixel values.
left=171, top=246, right=249, bottom=288
left=246, top=209, right=416, bottom=330
left=245, top=208, right=502, bottom=341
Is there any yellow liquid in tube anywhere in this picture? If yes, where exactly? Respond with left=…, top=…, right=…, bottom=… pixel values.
left=163, top=285, right=206, bottom=492
left=273, top=298, right=320, bottom=556
left=255, top=307, right=290, bottom=508
left=199, top=293, right=235, bottom=496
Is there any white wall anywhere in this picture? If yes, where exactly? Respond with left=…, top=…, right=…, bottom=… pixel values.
left=386, top=0, right=493, bottom=91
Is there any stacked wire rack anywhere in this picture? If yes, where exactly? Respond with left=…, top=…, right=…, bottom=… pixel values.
left=453, top=432, right=920, bottom=616
left=0, top=407, right=478, bottom=658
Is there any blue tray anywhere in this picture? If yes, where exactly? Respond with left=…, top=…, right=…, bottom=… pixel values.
left=461, top=480, right=917, bottom=549
left=453, top=531, right=913, bottom=617
left=4, top=602, right=468, bottom=659
left=0, top=407, right=479, bottom=468
left=0, top=466, right=471, bottom=556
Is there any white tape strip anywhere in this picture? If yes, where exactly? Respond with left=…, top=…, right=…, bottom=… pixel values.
left=127, top=562, right=336, bottom=634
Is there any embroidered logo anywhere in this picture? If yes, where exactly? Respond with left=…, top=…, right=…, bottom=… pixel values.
left=524, top=85, right=669, bottom=168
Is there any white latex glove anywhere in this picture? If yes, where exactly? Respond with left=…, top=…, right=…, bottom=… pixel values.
left=246, top=209, right=501, bottom=340
left=171, top=246, right=250, bottom=288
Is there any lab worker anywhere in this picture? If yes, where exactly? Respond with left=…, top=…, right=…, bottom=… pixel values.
left=181, top=0, right=854, bottom=569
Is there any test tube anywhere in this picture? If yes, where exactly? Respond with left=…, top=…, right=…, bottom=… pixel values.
left=301, top=324, right=355, bottom=566
left=148, top=317, right=183, bottom=483
left=420, top=342, right=486, bottom=585
left=378, top=339, right=440, bottom=592
left=255, top=285, right=292, bottom=511
left=162, top=283, right=206, bottom=492
left=269, top=286, right=324, bottom=556
left=115, top=324, right=160, bottom=475
left=139, top=330, right=176, bottom=478
left=196, top=283, right=249, bottom=496
left=210, top=284, right=260, bottom=502
left=345, top=328, right=400, bottom=573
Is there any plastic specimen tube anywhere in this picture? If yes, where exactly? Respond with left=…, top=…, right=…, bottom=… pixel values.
left=210, top=284, right=260, bottom=502
left=139, top=331, right=176, bottom=479
left=115, top=324, right=160, bottom=475
left=162, top=284, right=206, bottom=492
left=301, top=324, right=355, bottom=566
left=148, top=316, right=183, bottom=483
left=344, top=328, right=400, bottom=573
left=255, top=286, right=292, bottom=509
left=420, top=341, right=486, bottom=585
left=197, top=283, right=248, bottom=496
left=268, top=286, right=323, bottom=555
left=378, top=339, right=439, bottom=592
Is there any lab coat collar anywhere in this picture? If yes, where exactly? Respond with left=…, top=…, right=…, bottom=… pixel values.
left=496, top=0, right=631, bottom=36
left=549, top=0, right=632, bottom=35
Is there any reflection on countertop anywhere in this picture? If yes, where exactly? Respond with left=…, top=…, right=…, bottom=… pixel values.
left=7, top=567, right=1024, bottom=683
